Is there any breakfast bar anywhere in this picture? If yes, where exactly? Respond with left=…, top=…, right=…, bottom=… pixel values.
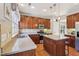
left=43, top=35, right=69, bottom=56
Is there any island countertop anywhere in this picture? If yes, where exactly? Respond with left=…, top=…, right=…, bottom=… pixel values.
left=43, top=35, right=69, bottom=40
left=2, top=35, right=37, bottom=55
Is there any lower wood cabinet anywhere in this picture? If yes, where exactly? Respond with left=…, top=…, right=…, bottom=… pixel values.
left=29, top=34, right=40, bottom=44
left=43, top=37, right=66, bottom=56
left=65, top=35, right=75, bottom=48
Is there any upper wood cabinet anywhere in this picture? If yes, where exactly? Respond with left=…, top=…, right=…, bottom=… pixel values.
left=44, top=19, right=50, bottom=29
left=67, top=13, right=79, bottom=28
left=74, top=13, right=79, bottom=22
left=31, top=17, right=38, bottom=29
left=19, top=15, right=50, bottom=29
left=67, top=15, right=75, bottom=28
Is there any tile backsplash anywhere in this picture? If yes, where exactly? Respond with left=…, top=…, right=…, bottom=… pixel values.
left=67, top=28, right=75, bottom=35
left=20, top=29, right=40, bottom=34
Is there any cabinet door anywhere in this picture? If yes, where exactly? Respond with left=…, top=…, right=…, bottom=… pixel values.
left=24, top=16, right=29, bottom=28
left=38, top=18, right=43, bottom=24
left=20, top=16, right=25, bottom=28
left=43, top=37, right=56, bottom=56
left=20, top=16, right=29, bottom=28
left=32, top=17, right=38, bottom=29
left=44, top=19, right=50, bottom=29
left=56, top=40, right=65, bottom=56
left=50, top=41, right=56, bottom=56
left=74, top=13, right=79, bottom=22
left=67, top=15, right=75, bottom=28
left=43, top=37, right=48, bottom=52
left=67, top=13, right=79, bottom=28
left=20, top=16, right=25, bottom=21
left=70, top=36, right=75, bottom=48
left=28, top=17, right=33, bottom=29
left=43, top=37, right=50, bottom=53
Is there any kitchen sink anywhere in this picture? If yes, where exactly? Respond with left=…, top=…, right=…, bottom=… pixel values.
left=17, top=33, right=28, bottom=38
left=17, top=35, right=27, bottom=38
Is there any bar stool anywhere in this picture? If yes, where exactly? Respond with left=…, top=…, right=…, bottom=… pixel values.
left=65, top=39, right=69, bottom=56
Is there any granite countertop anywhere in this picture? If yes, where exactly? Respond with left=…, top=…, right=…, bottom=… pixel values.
left=43, top=35, right=69, bottom=40
left=65, top=34, right=75, bottom=36
left=2, top=35, right=37, bottom=55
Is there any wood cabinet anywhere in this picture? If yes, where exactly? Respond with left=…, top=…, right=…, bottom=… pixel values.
left=20, top=16, right=29, bottom=29
left=65, top=35, right=75, bottom=48
left=67, top=13, right=79, bottom=28
left=43, top=37, right=56, bottom=55
left=44, top=19, right=50, bottom=29
left=29, top=34, right=40, bottom=44
left=19, top=15, right=50, bottom=29
left=43, top=36, right=66, bottom=56
left=73, top=13, right=79, bottom=22
left=67, top=15, right=75, bottom=28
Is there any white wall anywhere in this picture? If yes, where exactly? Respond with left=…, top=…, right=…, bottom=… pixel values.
left=0, top=3, right=12, bottom=47
left=50, top=16, right=60, bottom=35
left=0, top=3, right=20, bottom=47
left=0, top=4, right=4, bottom=21
left=50, top=15, right=67, bottom=35
left=53, top=21, right=60, bottom=35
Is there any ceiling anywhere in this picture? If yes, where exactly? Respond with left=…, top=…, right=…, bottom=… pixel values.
left=18, top=3, right=79, bottom=19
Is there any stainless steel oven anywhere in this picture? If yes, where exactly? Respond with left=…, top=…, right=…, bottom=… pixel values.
left=75, top=22, right=79, bottom=51
left=77, top=32, right=79, bottom=37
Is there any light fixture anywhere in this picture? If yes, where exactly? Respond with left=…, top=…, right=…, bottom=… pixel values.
left=28, top=3, right=35, bottom=9
left=20, top=3, right=24, bottom=6
left=43, top=9, right=47, bottom=12
left=31, top=6, right=35, bottom=9
left=58, top=16, right=61, bottom=20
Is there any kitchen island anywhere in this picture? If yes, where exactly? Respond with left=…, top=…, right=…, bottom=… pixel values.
left=2, top=35, right=37, bottom=56
left=43, top=35, right=69, bottom=56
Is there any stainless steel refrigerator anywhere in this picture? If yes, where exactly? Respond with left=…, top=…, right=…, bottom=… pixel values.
left=75, top=22, right=79, bottom=51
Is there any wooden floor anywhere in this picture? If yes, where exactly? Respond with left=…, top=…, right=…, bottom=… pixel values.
left=69, top=47, right=79, bottom=56
left=36, top=44, right=49, bottom=56
left=36, top=44, right=79, bottom=56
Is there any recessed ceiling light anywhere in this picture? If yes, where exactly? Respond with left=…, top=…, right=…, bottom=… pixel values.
left=58, top=16, right=61, bottom=20
left=43, top=9, right=47, bottom=12
left=20, top=4, right=24, bottom=6
left=54, top=12, right=56, bottom=15
left=31, top=6, right=35, bottom=9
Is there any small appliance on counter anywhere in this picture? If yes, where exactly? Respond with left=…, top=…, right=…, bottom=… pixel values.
left=75, top=22, right=79, bottom=51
